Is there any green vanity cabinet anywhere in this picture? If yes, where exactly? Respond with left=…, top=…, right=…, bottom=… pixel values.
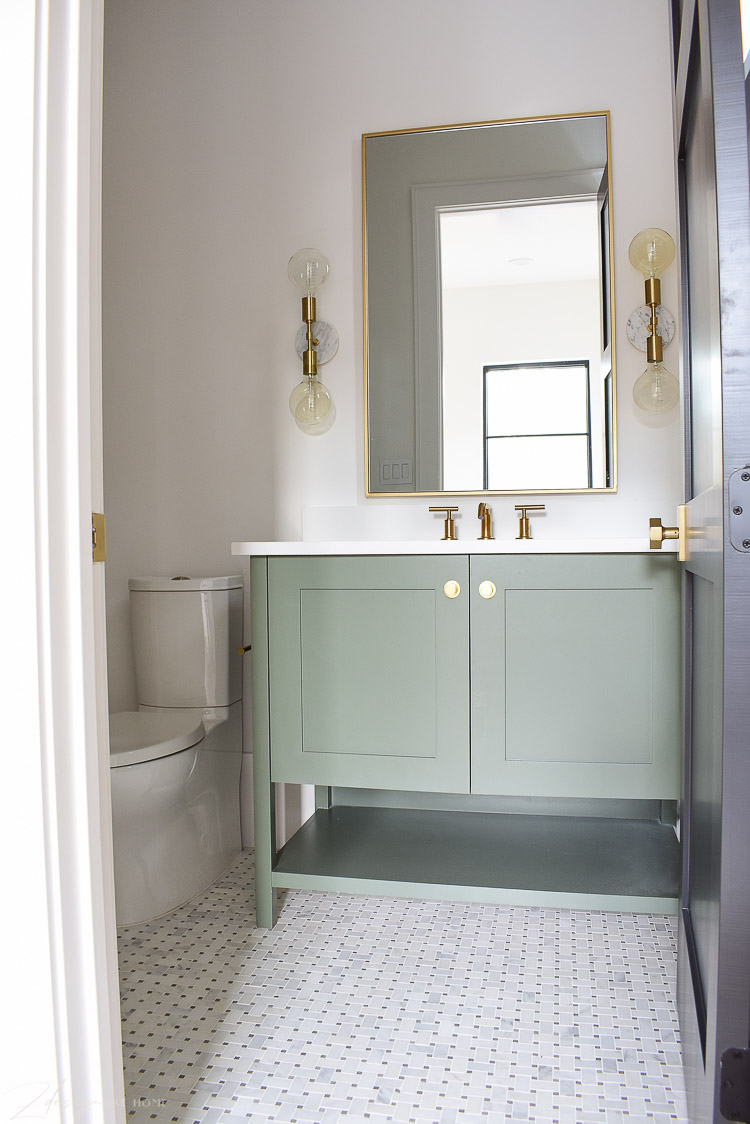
left=249, top=551, right=681, bottom=926
left=262, top=552, right=680, bottom=800
left=266, top=554, right=470, bottom=792
left=469, top=553, right=681, bottom=799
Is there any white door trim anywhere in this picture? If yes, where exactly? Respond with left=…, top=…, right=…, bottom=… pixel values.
left=1, top=1, right=124, bottom=1119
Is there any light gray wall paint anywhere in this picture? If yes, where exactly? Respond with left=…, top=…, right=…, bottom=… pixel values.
left=102, top=0, right=680, bottom=718
left=103, top=2, right=276, bottom=709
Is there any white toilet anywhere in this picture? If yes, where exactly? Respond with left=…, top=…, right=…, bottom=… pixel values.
left=109, top=574, right=243, bottom=926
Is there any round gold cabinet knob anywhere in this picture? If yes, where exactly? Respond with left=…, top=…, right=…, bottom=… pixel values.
left=478, top=580, right=496, bottom=599
left=443, top=580, right=461, bottom=598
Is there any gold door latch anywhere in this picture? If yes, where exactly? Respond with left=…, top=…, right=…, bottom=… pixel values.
left=92, top=512, right=106, bottom=562
left=649, top=505, right=686, bottom=561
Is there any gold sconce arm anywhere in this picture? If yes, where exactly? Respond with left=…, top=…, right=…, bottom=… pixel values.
left=301, top=296, right=319, bottom=378
left=644, top=277, right=663, bottom=365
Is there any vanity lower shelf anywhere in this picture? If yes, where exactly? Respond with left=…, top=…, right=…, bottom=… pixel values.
left=272, top=806, right=680, bottom=914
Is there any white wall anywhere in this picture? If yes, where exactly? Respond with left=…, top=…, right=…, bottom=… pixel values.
left=102, top=0, right=680, bottom=756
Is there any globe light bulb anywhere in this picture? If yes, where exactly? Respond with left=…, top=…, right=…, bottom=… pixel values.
left=628, top=228, right=675, bottom=278
left=289, top=375, right=335, bottom=435
left=633, top=361, right=680, bottom=414
left=287, top=248, right=330, bottom=297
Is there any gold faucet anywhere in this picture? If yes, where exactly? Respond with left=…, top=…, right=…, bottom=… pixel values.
left=477, top=503, right=494, bottom=540
left=429, top=505, right=459, bottom=540
left=515, top=504, right=545, bottom=540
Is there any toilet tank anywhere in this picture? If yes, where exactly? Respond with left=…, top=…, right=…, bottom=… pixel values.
left=129, top=575, right=243, bottom=708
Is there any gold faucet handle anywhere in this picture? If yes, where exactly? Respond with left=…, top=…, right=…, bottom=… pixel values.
left=429, top=505, right=459, bottom=540
left=514, top=504, right=545, bottom=541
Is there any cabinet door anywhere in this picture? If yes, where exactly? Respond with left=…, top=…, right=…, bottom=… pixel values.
left=470, top=554, right=681, bottom=799
left=267, top=555, right=470, bottom=792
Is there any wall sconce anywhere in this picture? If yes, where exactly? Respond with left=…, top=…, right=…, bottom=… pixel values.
left=287, top=247, right=338, bottom=435
left=626, top=228, right=679, bottom=414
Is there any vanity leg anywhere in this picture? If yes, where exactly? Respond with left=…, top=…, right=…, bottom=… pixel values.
left=315, top=785, right=332, bottom=810
left=253, top=780, right=278, bottom=929
left=251, top=556, right=279, bottom=929
left=660, top=799, right=678, bottom=828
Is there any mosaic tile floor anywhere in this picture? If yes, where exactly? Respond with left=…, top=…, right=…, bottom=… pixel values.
left=118, top=851, right=689, bottom=1123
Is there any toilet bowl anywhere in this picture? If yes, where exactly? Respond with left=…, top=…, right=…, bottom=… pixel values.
left=109, top=575, right=243, bottom=926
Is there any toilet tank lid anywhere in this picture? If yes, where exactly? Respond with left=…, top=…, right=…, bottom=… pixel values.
left=128, top=575, right=243, bottom=592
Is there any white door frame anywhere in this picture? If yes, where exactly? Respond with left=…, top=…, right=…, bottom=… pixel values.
left=1, top=1, right=124, bottom=1120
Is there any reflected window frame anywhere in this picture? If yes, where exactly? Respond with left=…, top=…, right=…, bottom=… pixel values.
left=482, top=360, right=593, bottom=490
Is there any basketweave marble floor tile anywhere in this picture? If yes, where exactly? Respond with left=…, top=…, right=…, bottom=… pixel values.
left=118, top=851, right=689, bottom=1124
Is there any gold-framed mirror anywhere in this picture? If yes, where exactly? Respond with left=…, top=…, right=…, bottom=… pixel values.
left=363, top=111, right=616, bottom=497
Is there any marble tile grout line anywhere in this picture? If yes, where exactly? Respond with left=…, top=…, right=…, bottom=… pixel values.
left=118, top=851, right=689, bottom=1123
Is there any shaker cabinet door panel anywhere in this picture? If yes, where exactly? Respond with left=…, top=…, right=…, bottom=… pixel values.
left=267, top=556, right=470, bottom=792
left=470, top=554, right=681, bottom=798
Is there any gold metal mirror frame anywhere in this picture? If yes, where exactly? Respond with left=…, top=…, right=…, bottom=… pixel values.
left=362, top=111, right=617, bottom=498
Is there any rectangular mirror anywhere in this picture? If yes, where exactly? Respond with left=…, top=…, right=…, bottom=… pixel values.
left=363, top=112, right=616, bottom=496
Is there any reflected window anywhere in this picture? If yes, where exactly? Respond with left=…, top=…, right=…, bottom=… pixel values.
left=483, top=361, right=592, bottom=490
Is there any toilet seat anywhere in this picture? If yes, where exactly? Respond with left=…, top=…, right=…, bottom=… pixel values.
left=110, top=710, right=204, bottom=768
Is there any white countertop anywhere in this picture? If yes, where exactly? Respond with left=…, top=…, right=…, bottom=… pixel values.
left=231, top=538, right=676, bottom=557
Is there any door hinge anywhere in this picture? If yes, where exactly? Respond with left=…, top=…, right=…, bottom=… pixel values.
left=720, top=1047, right=750, bottom=1121
left=92, top=512, right=106, bottom=562
left=728, top=467, right=750, bottom=552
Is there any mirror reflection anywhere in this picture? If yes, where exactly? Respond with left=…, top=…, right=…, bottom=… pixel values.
left=363, top=112, right=616, bottom=496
